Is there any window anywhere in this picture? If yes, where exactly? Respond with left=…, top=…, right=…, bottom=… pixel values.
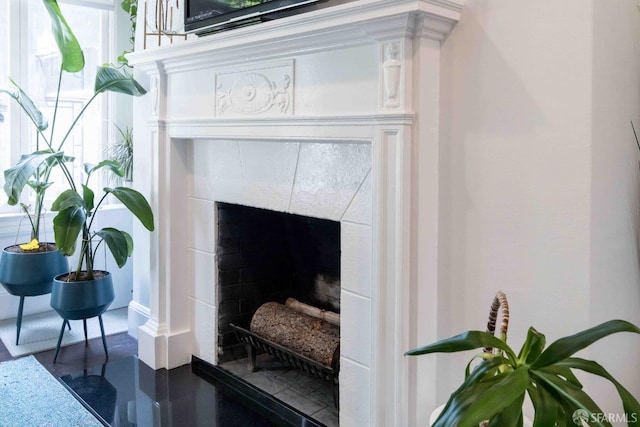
left=0, top=0, right=118, bottom=214
left=0, top=1, right=10, bottom=212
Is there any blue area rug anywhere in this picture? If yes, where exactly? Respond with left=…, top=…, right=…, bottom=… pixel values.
left=0, top=356, right=102, bottom=427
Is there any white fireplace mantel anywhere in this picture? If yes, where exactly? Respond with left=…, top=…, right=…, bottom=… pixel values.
left=128, top=1, right=462, bottom=425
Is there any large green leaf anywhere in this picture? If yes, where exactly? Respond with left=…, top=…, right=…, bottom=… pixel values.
left=405, top=330, right=517, bottom=362
left=42, top=0, right=85, bottom=73
left=529, top=384, right=558, bottom=427
left=532, top=320, right=640, bottom=368
left=541, top=365, right=582, bottom=388
left=104, top=187, right=154, bottom=231
left=435, top=378, right=499, bottom=427
left=84, top=160, right=124, bottom=180
left=26, top=180, right=53, bottom=194
left=488, top=392, right=524, bottom=427
left=0, top=79, right=48, bottom=131
left=3, top=152, right=63, bottom=205
left=433, top=357, right=507, bottom=427
left=94, top=66, right=146, bottom=96
left=122, top=230, right=134, bottom=256
left=557, top=358, right=640, bottom=426
left=446, top=367, right=530, bottom=427
left=51, top=189, right=85, bottom=212
left=532, top=370, right=611, bottom=427
left=82, top=184, right=94, bottom=213
left=53, top=205, right=86, bottom=256
left=96, top=227, right=130, bottom=268
left=517, top=327, right=546, bottom=364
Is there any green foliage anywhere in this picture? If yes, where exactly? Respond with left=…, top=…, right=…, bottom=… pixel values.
left=116, top=0, right=138, bottom=68
left=1, top=0, right=151, bottom=276
left=41, top=0, right=84, bottom=73
left=2, top=1, right=146, bottom=242
left=406, top=320, right=640, bottom=426
left=51, top=161, right=153, bottom=277
left=104, top=125, right=133, bottom=184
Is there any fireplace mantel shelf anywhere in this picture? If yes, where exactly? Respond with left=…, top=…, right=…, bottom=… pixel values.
left=128, top=0, right=462, bottom=71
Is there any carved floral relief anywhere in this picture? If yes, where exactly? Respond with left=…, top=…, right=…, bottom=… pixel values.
left=215, top=61, right=294, bottom=117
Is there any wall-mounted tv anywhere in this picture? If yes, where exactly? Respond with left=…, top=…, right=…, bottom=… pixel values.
left=185, top=0, right=326, bottom=35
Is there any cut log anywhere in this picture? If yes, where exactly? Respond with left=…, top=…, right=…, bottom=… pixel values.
left=285, top=297, right=340, bottom=326
left=250, top=302, right=340, bottom=368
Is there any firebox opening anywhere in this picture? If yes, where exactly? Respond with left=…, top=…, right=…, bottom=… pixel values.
left=216, top=202, right=341, bottom=364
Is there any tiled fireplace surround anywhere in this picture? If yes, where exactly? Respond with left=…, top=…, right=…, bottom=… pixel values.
left=129, top=1, right=462, bottom=425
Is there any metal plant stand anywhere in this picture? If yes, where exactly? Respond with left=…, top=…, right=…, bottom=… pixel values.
left=53, top=315, right=108, bottom=363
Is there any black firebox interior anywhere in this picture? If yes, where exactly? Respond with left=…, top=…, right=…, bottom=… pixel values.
left=216, top=202, right=340, bottom=362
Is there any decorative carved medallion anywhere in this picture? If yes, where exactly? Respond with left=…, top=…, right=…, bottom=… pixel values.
left=215, top=61, right=294, bottom=117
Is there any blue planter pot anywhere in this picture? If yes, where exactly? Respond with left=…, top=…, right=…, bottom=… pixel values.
left=0, top=244, right=68, bottom=296
left=50, top=271, right=115, bottom=320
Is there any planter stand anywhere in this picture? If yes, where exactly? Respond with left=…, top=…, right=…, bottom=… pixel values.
left=53, top=316, right=108, bottom=363
left=15, top=293, right=70, bottom=345
left=50, top=271, right=114, bottom=364
left=0, top=245, right=68, bottom=345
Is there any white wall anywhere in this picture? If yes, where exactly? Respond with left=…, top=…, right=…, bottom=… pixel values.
left=589, top=0, right=640, bottom=415
left=439, top=0, right=640, bottom=418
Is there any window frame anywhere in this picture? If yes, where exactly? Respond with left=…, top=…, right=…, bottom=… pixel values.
left=0, top=0, right=125, bottom=216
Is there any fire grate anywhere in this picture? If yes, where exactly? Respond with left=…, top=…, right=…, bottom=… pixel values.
left=230, top=323, right=339, bottom=409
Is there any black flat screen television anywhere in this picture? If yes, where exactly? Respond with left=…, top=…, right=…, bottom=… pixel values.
left=185, top=0, right=326, bottom=35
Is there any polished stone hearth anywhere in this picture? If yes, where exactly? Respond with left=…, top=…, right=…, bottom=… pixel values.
left=60, top=354, right=327, bottom=426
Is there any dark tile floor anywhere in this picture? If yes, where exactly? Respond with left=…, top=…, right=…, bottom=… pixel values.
left=0, top=332, right=331, bottom=426
left=0, top=330, right=137, bottom=378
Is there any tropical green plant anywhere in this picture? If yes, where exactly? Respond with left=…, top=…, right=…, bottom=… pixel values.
left=405, top=291, right=640, bottom=427
left=104, top=124, right=134, bottom=184
left=51, top=158, right=154, bottom=282
left=1, top=0, right=146, bottom=246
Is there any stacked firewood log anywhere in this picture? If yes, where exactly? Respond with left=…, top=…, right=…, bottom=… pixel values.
left=250, top=301, right=340, bottom=368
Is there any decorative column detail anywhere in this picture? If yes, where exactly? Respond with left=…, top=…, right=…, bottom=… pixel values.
left=140, top=60, right=166, bottom=121
left=150, top=75, right=160, bottom=117
left=215, top=60, right=294, bottom=117
left=382, top=42, right=402, bottom=108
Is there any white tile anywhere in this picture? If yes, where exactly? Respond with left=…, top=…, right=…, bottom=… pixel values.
left=341, top=222, right=372, bottom=298
left=342, top=169, right=372, bottom=225
left=341, top=290, right=371, bottom=366
left=189, top=198, right=216, bottom=253
left=339, top=358, right=371, bottom=427
left=192, top=139, right=244, bottom=202
left=239, top=140, right=300, bottom=212
left=191, top=249, right=216, bottom=306
left=290, top=142, right=371, bottom=220
left=191, top=298, right=216, bottom=365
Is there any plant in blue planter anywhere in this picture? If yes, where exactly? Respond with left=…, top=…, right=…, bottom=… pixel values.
left=50, top=158, right=153, bottom=362
left=0, top=0, right=149, bottom=354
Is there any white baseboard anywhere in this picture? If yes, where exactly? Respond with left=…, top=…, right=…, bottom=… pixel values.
left=128, top=300, right=150, bottom=338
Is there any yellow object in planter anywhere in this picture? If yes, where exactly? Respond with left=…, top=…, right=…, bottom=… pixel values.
left=19, top=239, right=39, bottom=251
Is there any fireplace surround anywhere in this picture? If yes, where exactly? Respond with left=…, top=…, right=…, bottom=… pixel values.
left=128, top=0, right=462, bottom=425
